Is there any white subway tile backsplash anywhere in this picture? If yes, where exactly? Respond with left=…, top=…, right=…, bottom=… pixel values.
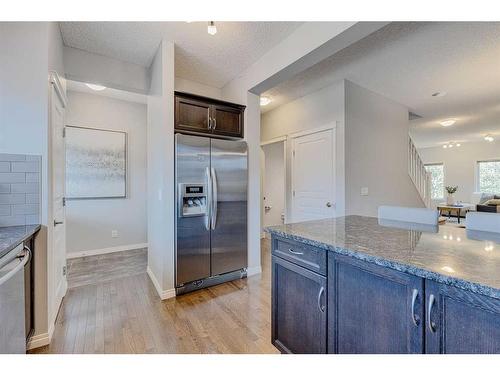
left=11, top=183, right=38, bottom=193
left=12, top=204, right=39, bottom=215
left=0, top=215, right=26, bottom=226
left=0, top=162, right=10, bottom=172
left=25, top=193, right=39, bottom=204
left=0, top=153, right=41, bottom=226
left=26, top=173, right=40, bottom=183
left=0, top=205, right=11, bottom=216
left=0, top=194, right=25, bottom=204
left=0, top=154, right=26, bottom=162
left=11, top=161, right=40, bottom=173
left=0, top=173, right=25, bottom=183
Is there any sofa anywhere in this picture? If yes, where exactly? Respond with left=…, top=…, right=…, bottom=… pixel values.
left=473, top=193, right=500, bottom=213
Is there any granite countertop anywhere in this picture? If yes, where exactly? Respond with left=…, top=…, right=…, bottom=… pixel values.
left=266, top=215, right=500, bottom=300
left=0, top=225, right=41, bottom=259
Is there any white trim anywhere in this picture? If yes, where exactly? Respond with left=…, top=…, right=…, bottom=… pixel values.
left=146, top=266, right=176, bottom=300
left=26, top=320, right=56, bottom=350
left=49, top=71, right=67, bottom=108
left=260, top=135, right=287, bottom=146
left=288, top=122, right=337, bottom=139
left=247, top=266, right=262, bottom=277
left=66, top=242, right=148, bottom=259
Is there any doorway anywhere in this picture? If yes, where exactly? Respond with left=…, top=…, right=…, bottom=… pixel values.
left=261, top=139, right=286, bottom=236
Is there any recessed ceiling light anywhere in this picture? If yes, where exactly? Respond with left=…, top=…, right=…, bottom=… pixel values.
left=86, top=83, right=106, bottom=91
left=456, top=143, right=461, bottom=147
left=440, top=119, right=456, bottom=127
left=443, top=144, right=448, bottom=149
left=260, top=96, right=272, bottom=106
left=484, top=134, right=495, bottom=142
left=207, top=21, right=217, bottom=35
left=441, top=266, right=455, bottom=273
left=432, top=91, right=447, bottom=97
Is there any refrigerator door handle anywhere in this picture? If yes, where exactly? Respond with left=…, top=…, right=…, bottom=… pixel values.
left=211, top=167, right=218, bottom=230
left=205, top=167, right=212, bottom=231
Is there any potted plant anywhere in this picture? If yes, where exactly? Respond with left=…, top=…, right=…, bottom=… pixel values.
left=445, top=186, right=458, bottom=205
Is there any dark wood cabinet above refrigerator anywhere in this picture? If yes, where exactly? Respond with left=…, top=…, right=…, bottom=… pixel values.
left=174, top=92, right=246, bottom=139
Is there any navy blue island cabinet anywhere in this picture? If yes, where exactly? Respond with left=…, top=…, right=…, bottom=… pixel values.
left=271, top=235, right=500, bottom=354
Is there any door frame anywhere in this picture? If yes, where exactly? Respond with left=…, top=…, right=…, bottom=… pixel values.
left=260, top=136, right=287, bottom=236
left=289, top=124, right=336, bottom=223
left=48, top=71, right=67, bottom=335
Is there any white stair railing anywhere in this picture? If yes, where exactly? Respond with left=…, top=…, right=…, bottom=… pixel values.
left=408, top=136, right=432, bottom=208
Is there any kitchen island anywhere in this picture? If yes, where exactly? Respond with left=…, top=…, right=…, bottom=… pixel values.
left=266, top=215, right=500, bottom=354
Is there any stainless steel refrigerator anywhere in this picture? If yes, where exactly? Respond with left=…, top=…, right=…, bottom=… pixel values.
left=175, top=133, right=248, bottom=294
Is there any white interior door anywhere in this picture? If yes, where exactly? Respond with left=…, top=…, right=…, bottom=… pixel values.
left=291, top=128, right=335, bottom=222
left=50, top=74, right=67, bottom=322
left=262, top=141, right=285, bottom=229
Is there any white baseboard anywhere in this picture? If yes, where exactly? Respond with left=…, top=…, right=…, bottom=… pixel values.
left=27, top=319, right=55, bottom=350
left=146, top=266, right=176, bottom=300
left=247, top=265, right=262, bottom=277
left=66, top=242, right=148, bottom=259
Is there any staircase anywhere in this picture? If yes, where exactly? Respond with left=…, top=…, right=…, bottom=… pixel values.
left=408, top=136, right=432, bottom=208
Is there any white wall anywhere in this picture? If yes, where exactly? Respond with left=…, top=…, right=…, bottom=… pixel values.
left=344, top=80, right=423, bottom=216
left=175, top=77, right=222, bottom=99
left=262, top=141, right=285, bottom=231
left=64, top=46, right=150, bottom=94
left=64, top=91, right=147, bottom=256
left=261, top=80, right=346, bottom=218
left=147, top=41, right=176, bottom=298
left=419, top=140, right=500, bottom=204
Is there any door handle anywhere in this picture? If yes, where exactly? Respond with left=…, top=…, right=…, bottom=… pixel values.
left=411, top=288, right=420, bottom=326
left=326, top=202, right=332, bottom=208
left=317, top=286, right=325, bottom=313
left=54, top=220, right=64, bottom=226
left=205, top=167, right=212, bottom=231
left=210, top=167, right=218, bottom=230
left=427, top=294, right=437, bottom=333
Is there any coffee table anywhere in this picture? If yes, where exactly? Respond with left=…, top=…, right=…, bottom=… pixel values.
left=437, top=203, right=474, bottom=224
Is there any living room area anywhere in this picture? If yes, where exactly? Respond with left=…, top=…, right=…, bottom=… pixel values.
left=404, top=23, right=500, bottom=227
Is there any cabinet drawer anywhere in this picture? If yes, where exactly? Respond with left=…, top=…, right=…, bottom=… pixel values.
left=272, top=236, right=326, bottom=276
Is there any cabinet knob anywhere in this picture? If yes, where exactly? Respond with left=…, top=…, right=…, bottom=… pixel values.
left=326, top=202, right=332, bottom=208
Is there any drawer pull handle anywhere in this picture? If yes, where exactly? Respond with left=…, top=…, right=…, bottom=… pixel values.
left=288, top=248, right=304, bottom=255
left=427, top=294, right=437, bottom=333
left=411, top=288, right=420, bottom=326
left=317, top=286, right=325, bottom=313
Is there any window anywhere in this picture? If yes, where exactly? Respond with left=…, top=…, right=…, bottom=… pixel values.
left=425, top=163, right=444, bottom=200
left=477, top=160, right=500, bottom=193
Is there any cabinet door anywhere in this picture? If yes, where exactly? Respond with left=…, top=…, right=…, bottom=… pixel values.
left=328, top=253, right=424, bottom=353
left=175, top=96, right=211, bottom=133
left=425, top=280, right=500, bottom=354
left=211, top=104, right=243, bottom=138
left=272, top=255, right=327, bottom=353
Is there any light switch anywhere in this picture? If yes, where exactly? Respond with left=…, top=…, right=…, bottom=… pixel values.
left=112, top=230, right=119, bottom=238
left=361, top=187, right=369, bottom=196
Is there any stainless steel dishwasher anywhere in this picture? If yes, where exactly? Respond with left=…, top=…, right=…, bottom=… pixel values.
left=0, top=243, right=30, bottom=354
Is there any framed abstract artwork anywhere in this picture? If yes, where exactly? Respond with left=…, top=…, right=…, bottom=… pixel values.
left=65, top=126, right=127, bottom=199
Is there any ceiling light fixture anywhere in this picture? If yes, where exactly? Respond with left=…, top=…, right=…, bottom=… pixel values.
left=260, top=96, right=272, bottom=106
left=432, top=91, right=447, bottom=97
left=484, top=134, right=495, bottom=142
left=440, top=119, right=456, bottom=127
left=207, top=21, right=217, bottom=35
left=86, top=83, right=106, bottom=91
left=443, top=141, right=461, bottom=149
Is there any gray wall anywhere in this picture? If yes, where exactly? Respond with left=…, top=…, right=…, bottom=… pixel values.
left=345, top=81, right=423, bottom=216
left=65, top=91, right=148, bottom=255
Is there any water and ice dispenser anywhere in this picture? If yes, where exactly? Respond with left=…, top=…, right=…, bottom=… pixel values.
left=178, top=183, right=207, bottom=217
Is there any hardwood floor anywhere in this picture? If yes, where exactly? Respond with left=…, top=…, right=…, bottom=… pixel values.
left=30, top=239, right=278, bottom=354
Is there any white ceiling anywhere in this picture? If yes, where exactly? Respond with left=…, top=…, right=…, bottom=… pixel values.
left=261, top=22, right=500, bottom=148
left=66, top=80, right=147, bottom=104
left=59, top=22, right=302, bottom=89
